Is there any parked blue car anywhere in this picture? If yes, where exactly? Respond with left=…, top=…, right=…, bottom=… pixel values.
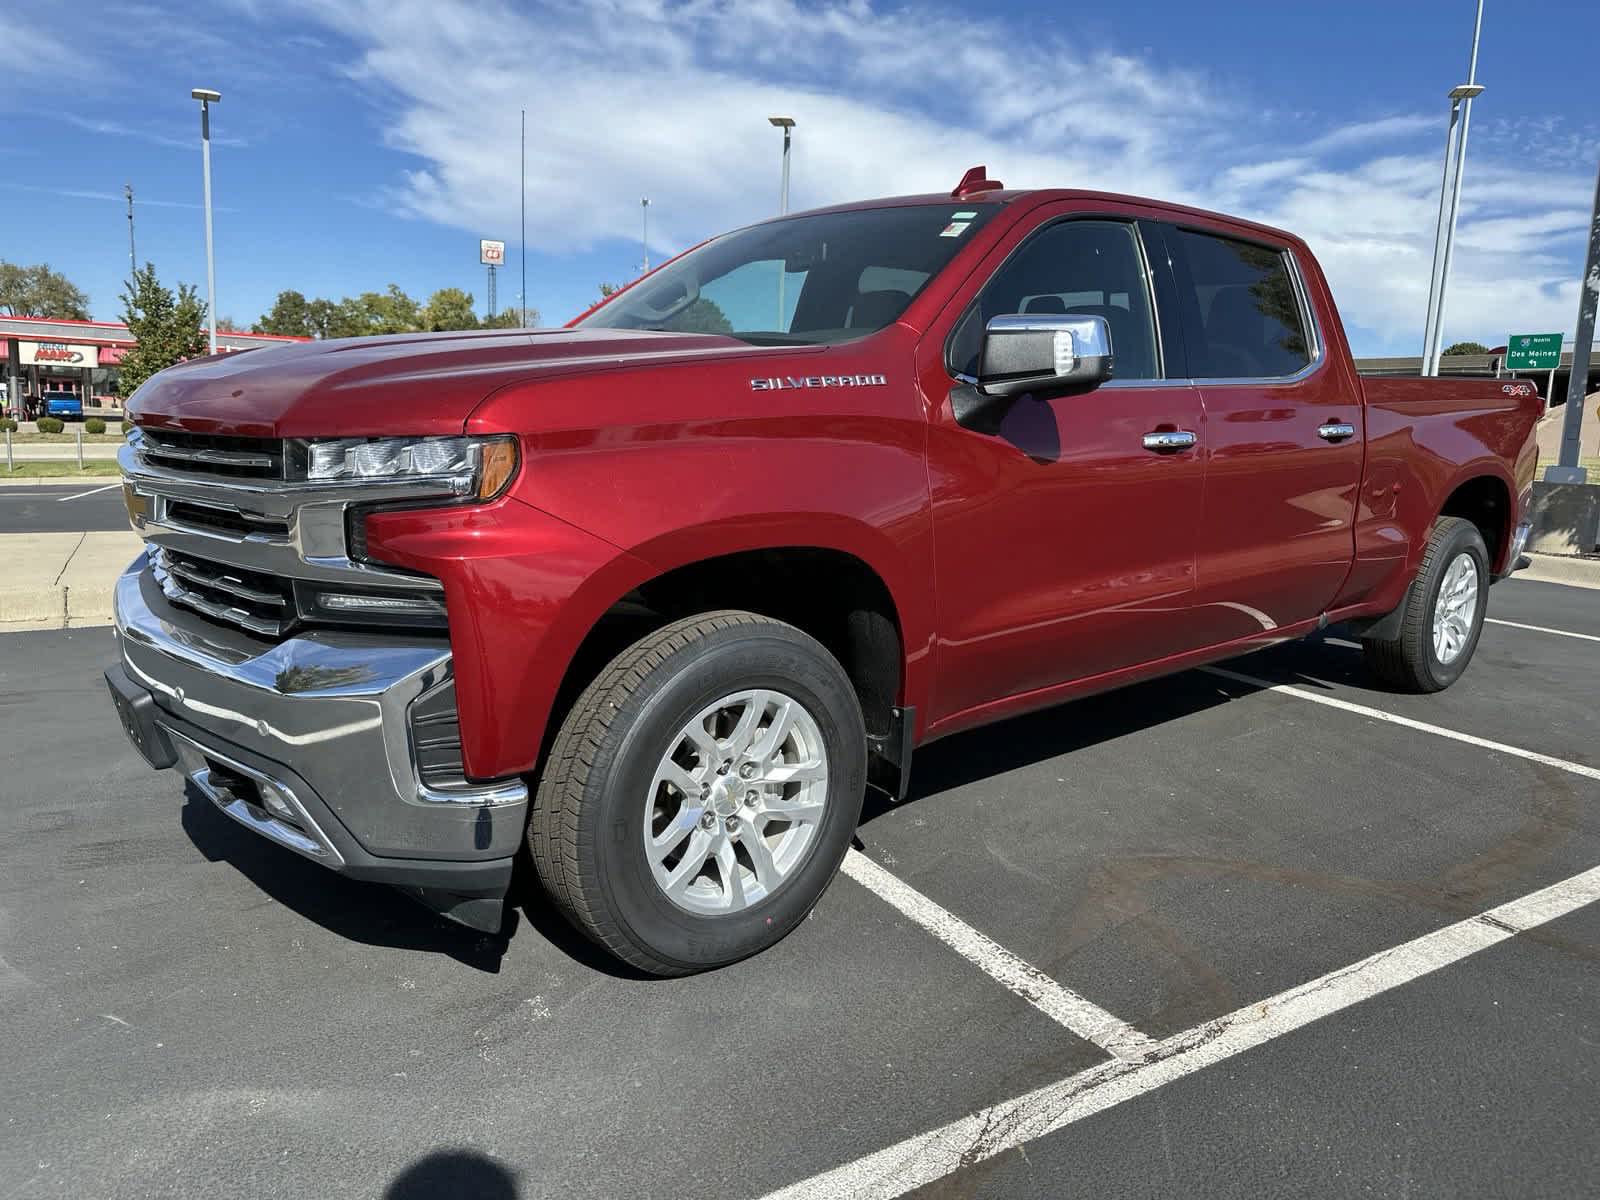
left=44, top=392, right=83, bottom=421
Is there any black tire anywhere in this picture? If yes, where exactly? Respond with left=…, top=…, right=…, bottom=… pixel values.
left=527, top=611, right=867, bottom=976
left=1362, top=516, right=1489, bottom=693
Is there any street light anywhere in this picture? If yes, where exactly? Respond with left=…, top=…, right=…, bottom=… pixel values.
left=1419, top=1, right=1484, bottom=377
left=641, top=197, right=651, bottom=273
left=191, top=87, right=221, bottom=355
left=768, top=116, right=795, bottom=215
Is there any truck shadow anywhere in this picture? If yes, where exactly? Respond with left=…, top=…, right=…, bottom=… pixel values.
left=866, top=632, right=1377, bottom=821
left=175, top=634, right=1380, bottom=975
left=179, top=784, right=517, bottom=973
left=868, top=662, right=1250, bottom=819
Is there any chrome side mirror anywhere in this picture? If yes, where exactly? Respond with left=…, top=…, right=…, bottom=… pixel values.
left=951, top=313, right=1115, bottom=433
left=977, top=314, right=1114, bottom=398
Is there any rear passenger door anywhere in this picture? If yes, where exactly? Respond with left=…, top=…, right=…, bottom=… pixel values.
left=1160, top=224, right=1363, bottom=642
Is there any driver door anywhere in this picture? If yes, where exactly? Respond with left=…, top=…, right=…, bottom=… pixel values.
left=919, top=209, right=1208, bottom=729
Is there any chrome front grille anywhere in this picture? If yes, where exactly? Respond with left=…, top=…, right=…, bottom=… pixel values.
left=139, top=429, right=287, bottom=479
left=165, top=499, right=292, bottom=541
left=151, top=547, right=294, bottom=638
left=122, top=435, right=455, bottom=642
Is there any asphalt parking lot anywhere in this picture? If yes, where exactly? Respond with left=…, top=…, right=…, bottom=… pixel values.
left=2, top=576, right=1597, bottom=1199
left=0, top=483, right=130, bottom=534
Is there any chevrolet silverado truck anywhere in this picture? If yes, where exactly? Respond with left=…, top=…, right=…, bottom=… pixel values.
left=107, top=168, right=1539, bottom=975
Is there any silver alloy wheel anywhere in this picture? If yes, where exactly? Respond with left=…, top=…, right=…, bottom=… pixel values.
left=1432, top=551, right=1480, bottom=665
left=643, top=688, right=829, bottom=916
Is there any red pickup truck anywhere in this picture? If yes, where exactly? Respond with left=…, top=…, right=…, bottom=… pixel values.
left=108, top=169, right=1538, bottom=975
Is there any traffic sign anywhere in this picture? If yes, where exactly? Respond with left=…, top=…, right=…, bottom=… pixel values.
left=1504, top=332, right=1562, bottom=371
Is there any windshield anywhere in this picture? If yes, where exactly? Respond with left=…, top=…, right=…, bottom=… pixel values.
left=578, top=204, right=998, bottom=345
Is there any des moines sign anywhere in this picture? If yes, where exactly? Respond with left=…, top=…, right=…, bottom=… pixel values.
left=20, top=341, right=99, bottom=368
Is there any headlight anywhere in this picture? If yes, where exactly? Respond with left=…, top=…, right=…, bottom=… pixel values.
left=297, top=435, right=518, bottom=500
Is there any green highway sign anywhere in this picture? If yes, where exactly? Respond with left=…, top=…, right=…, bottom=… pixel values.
left=1504, top=332, right=1563, bottom=371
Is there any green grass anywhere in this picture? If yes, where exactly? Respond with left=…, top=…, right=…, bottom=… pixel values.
left=1, top=460, right=122, bottom=478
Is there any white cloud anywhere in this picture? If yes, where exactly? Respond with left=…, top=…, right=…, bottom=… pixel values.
left=1305, top=113, right=1437, bottom=153
left=274, top=0, right=1591, bottom=349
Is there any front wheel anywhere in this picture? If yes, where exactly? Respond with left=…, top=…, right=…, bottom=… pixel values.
left=528, top=611, right=866, bottom=976
left=1362, top=516, right=1488, bottom=693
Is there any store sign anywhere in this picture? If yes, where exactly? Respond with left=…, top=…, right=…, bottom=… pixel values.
left=480, top=239, right=506, bottom=266
left=21, top=341, right=99, bottom=368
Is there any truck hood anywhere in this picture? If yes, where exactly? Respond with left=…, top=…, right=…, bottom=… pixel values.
left=127, top=328, right=784, bottom=438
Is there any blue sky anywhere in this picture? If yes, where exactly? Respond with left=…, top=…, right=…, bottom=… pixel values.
left=3, top=0, right=1596, bottom=355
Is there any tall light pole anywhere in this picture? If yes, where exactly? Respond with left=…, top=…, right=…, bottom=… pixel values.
left=1420, top=1, right=1484, bottom=377
left=768, top=116, right=795, bottom=215
left=124, top=183, right=136, bottom=277
left=640, top=197, right=651, bottom=273
left=768, top=117, right=796, bottom=330
left=191, top=88, right=221, bottom=355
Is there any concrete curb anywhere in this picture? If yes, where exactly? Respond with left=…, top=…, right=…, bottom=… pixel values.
left=0, top=530, right=141, bottom=633
left=1519, top=552, right=1600, bottom=592
left=0, top=586, right=118, bottom=632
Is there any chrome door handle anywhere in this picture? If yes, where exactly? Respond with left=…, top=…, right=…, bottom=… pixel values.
left=1142, top=430, right=1197, bottom=452
left=1318, top=422, right=1356, bottom=442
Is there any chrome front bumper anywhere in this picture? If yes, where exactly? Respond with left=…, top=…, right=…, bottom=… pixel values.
left=111, top=556, right=527, bottom=927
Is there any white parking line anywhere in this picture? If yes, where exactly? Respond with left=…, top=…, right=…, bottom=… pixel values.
left=761, top=863, right=1600, bottom=1200
left=1201, top=666, right=1600, bottom=783
left=55, top=482, right=120, bottom=502
left=1486, top=617, right=1600, bottom=644
left=841, top=850, right=1156, bottom=1060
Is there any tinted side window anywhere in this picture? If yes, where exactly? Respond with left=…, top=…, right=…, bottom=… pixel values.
left=949, top=220, right=1160, bottom=381
left=1174, top=231, right=1312, bottom=379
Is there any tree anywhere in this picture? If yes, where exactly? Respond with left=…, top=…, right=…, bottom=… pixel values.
left=1443, top=341, right=1490, bottom=356
left=332, top=285, right=422, bottom=337
left=598, top=282, right=621, bottom=298
left=421, top=287, right=479, bottom=331
left=254, top=290, right=315, bottom=337
left=253, top=282, right=535, bottom=339
left=482, top=306, right=538, bottom=328
left=0, top=260, right=91, bottom=319
left=660, top=298, right=734, bottom=335
left=305, top=298, right=342, bottom=339
left=117, top=263, right=208, bottom=398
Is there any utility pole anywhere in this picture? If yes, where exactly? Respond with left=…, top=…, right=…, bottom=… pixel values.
left=640, top=197, right=650, bottom=273
left=1420, top=0, right=1485, bottom=376
left=124, top=184, right=136, bottom=277
left=1547, top=160, right=1600, bottom=485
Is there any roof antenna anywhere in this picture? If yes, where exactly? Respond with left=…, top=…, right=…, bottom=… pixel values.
left=952, top=166, right=1003, bottom=198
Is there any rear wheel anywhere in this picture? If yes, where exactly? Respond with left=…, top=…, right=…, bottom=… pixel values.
left=528, top=611, right=866, bottom=975
left=1362, top=516, right=1488, bottom=693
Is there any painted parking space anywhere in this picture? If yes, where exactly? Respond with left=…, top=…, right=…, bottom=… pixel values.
left=852, top=664, right=1600, bottom=1040
left=1222, top=610, right=1600, bottom=771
